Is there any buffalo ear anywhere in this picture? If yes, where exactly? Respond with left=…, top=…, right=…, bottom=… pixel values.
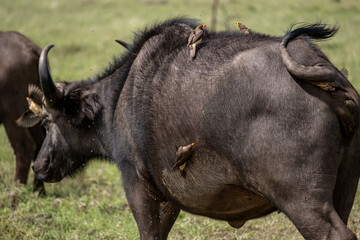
left=80, top=92, right=102, bottom=121
left=63, top=88, right=103, bottom=125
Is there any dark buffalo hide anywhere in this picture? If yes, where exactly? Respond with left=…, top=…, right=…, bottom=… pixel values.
left=32, top=18, right=359, bottom=239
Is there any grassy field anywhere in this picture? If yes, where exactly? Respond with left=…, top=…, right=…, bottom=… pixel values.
left=1, top=0, right=359, bottom=239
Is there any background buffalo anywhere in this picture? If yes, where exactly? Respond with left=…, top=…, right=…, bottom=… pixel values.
left=0, top=31, right=45, bottom=194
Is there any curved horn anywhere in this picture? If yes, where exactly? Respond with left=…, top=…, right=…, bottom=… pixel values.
left=115, top=39, right=131, bottom=51
left=39, top=44, right=62, bottom=108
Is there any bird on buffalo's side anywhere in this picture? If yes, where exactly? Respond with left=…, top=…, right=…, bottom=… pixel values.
left=187, top=24, right=206, bottom=60
left=236, top=22, right=251, bottom=34
left=172, top=142, right=195, bottom=177
left=16, top=84, right=43, bottom=128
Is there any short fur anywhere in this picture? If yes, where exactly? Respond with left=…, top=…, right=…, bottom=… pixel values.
left=33, top=18, right=359, bottom=239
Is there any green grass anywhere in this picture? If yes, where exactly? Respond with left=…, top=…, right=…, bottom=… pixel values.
left=1, top=0, right=359, bottom=239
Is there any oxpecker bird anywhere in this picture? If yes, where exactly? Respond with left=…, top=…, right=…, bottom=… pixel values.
left=27, top=97, right=42, bottom=116
left=236, top=22, right=251, bottom=34
left=16, top=84, right=44, bottom=127
left=173, top=142, right=195, bottom=177
left=187, top=24, right=206, bottom=60
left=26, top=84, right=43, bottom=115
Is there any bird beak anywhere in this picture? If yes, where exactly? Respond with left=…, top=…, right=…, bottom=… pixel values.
left=26, top=97, right=29, bottom=100
left=202, top=24, right=206, bottom=29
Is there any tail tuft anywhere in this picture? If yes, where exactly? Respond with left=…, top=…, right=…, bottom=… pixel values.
left=282, top=22, right=339, bottom=47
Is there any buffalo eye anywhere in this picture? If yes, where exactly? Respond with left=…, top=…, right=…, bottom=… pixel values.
left=41, top=116, right=50, bottom=128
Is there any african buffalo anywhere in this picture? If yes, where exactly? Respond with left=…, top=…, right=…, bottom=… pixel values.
left=32, top=18, right=359, bottom=239
left=0, top=31, right=45, bottom=193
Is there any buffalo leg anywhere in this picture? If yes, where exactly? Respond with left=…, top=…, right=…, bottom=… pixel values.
left=285, top=200, right=356, bottom=240
left=273, top=183, right=357, bottom=239
left=122, top=162, right=163, bottom=240
left=332, top=153, right=359, bottom=224
left=160, top=201, right=180, bottom=240
left=28, top=127, right=46, bottom=195
left=3, top=119, right=35, bottom=184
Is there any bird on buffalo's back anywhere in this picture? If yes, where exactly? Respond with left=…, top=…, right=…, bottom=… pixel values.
left=236, top=22, right=251, bottom=34
left=173, top=142, right=195, bottom=177
left=187, top=24, right=206, bottom=60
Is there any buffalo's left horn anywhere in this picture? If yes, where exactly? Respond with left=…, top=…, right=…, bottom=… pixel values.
left=115, top=39, right=131, bottom=50
left=39, top=44, right=63, bottom=108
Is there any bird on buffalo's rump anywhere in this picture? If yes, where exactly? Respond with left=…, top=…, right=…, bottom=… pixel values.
left=172, top=142, right=195, bottom=177
left=236, top=21, right=251, bottom=34
left=187, top=24, right=206, bottom=59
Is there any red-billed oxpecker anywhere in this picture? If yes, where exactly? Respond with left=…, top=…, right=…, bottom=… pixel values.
left=187, top=24, right=206, bottom=60
left=16, top=84, right=43, bottom=127
left=236, top=22, right=251, bottom=34
left=172, top=142, right=195, bottom=177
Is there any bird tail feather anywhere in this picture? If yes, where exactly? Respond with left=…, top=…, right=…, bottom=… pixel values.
left=190, top=46, right=196, bottom=60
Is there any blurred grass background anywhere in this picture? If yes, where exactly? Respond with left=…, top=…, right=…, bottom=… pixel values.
left=0, top=0, right=359, bottom=239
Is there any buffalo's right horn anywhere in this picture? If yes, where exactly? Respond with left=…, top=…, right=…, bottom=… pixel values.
left=39, top=44, right=63, bottom=108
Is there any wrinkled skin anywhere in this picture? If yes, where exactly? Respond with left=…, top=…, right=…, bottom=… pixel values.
left=33, top=18, right=359, bottom=239
left=0, top=31, right=45, bottom=193
left=34, top=85, right=107, bottom=182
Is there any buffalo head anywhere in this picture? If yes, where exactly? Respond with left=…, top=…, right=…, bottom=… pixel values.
left=30, top=45, right=106, bottom=182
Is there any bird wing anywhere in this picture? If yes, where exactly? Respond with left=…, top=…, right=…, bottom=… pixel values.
left=16, top=110, right=41, bottom=128
left=187, top=31, right=195, bottom=46
left=172, top=145, right=195, bottom=169
left=173, top=147, right=185, bottom=168
left=28, top=99, right=43, bottom=116
left=28, top=84, right=44, bottom=105
left=189, top=47, right=196, bottom=59
left=172, top=156, right=187, bottom=169
left=191, top=30, right=203, bottom=45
